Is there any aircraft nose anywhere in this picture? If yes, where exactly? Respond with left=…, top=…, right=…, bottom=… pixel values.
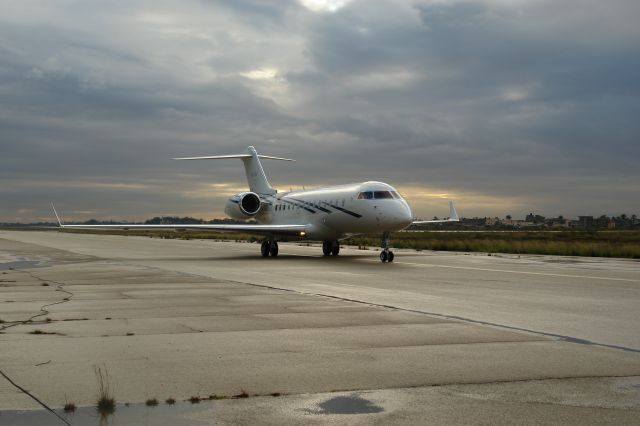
left=393, top=201, right=414, bottom=228
left=401, top=204, right=413, bottom=226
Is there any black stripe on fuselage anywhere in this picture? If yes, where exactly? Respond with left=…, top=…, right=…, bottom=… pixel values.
left=288, top=198, right=332, bottom=214
left=320, top=201, right=362, bottom=218
left=279, top=198, right=316, bottom=213
left=259, top=194, right=312, bottom=213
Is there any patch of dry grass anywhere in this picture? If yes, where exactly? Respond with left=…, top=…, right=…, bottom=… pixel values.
left=94, top=365, right=115, bottom=415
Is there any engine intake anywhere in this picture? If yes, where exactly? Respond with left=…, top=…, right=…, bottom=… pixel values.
left=240, top=192, right=261, bottom=215
left=225, top=192, right=262, bottom=219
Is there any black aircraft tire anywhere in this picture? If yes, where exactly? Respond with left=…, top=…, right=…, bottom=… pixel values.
left=322, top=241, right=331, bottom=256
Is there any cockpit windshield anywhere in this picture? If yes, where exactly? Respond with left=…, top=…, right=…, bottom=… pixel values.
left=374, top=191, right=394, bottom=199
left=357, top=191, right=401, bottom=200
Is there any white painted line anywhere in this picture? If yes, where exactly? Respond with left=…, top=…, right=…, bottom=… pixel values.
left=363, top=259, right=640, bottom=282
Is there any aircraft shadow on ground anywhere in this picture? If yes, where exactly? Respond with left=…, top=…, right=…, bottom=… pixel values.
left=107, top=254, right=369, bottom=262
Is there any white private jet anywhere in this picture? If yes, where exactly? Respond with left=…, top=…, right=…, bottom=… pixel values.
left=53, top=146, right=458, bottom=262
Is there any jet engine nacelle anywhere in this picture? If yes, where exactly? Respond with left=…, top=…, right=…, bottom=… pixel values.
left=224, top=192, right=263, bottom=219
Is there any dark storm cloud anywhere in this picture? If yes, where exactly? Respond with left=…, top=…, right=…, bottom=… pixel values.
left=1, top=0, right=639, bottom=222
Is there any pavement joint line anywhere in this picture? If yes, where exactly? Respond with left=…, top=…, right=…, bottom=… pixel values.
left=362, top=259, right=640, bottom=282
left=109, top=257, right=640, bottom=355
left=429, top=375, right=640, bottom=412
left=0, top=369, right=70, bottom=425
left=216, top=277, right=640, bottom=354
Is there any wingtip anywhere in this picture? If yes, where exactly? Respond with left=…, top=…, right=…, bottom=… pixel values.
left=448, top=200, right=459, bottom=221
left=50, top=203, right=63, bottom=227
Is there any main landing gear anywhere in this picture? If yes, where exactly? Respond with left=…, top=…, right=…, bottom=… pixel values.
left=261, top=240, right=279, bottom=258
left=380, top=232, right=394, bottom=263
left=322, top=240, right=340, bottom=256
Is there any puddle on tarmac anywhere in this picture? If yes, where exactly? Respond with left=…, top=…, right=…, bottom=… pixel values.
left=309, top=393, right=384, bottom=415
left=0, top=259, right=44, bottom=270
left=0, top=401, right=215, bottom=426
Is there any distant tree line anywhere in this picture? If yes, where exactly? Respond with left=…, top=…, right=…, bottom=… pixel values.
left=414, top=213, right=639, bottom=230
left=1, top=216, right=253, bottom=227
left=1, top=214, right=637, bottom=229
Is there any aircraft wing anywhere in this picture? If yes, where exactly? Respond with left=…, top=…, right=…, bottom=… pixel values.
left=411, top=201, right=459, bottom=225
left=51, top=205, right=307, bottom=236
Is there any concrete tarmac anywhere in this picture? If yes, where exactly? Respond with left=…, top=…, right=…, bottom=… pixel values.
left=1, top=230, right=639, bottom=425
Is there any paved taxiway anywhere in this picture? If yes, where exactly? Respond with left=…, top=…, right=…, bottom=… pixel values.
left=1, top=230, right=639, bottom=424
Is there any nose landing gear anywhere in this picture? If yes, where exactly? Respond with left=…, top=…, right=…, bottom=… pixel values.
left=380, top=232, right=394, bottom=263
left=380, top=249, right=394, bottom=263
left=261, top=240, right=279, bottom=257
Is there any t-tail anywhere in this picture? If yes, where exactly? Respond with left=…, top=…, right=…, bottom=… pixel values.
left=173, top=146, right=294, bottom=195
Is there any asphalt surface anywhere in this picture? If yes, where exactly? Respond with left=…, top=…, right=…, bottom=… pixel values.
left=1, top=230, right=639, bottom=425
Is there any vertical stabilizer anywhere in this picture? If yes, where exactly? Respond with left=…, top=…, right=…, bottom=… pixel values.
left=242, top=146, right=276, bottom=195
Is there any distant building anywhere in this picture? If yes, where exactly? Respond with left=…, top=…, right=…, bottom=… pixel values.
left=546, top=216, right=569, bottom=228
left=594, top=215, right=610, bottom=228
left=485, top=217, right=500, bottom=226
left=578, top=216, right=594, bottom=228
left=525, top=213, right=546, bottom=224
left=460, top=217, right=486, bottom=227
left=500, top=217, right=528, bottom=227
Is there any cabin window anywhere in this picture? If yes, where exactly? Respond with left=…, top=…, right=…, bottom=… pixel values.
left=357, top=191, right=373, bottom=199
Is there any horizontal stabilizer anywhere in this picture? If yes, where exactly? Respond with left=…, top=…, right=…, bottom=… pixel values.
left=173, top=146, right=293, bottom=194
left=173, top=154, right=294, bottom=161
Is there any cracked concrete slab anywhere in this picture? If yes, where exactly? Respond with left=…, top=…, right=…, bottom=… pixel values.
left=0, top=230, right=639, bottom=424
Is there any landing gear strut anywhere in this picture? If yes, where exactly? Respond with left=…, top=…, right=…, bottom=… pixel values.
left=380, top=232, right=394, bottom=263
left=261, top=240, right=279, bottom=258
left=322, top=240, right=340, bottom=256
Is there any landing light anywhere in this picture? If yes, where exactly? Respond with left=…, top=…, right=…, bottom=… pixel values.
left=299, top=231, right=306, bottom=237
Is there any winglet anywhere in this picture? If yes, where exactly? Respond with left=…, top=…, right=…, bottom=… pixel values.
left=449, top=201, right=459, bottom=221
left=51, top=203, right=64, bottom=227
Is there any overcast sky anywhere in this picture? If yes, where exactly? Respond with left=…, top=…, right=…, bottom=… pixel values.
left=1, top=0, right=639, bottom=222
